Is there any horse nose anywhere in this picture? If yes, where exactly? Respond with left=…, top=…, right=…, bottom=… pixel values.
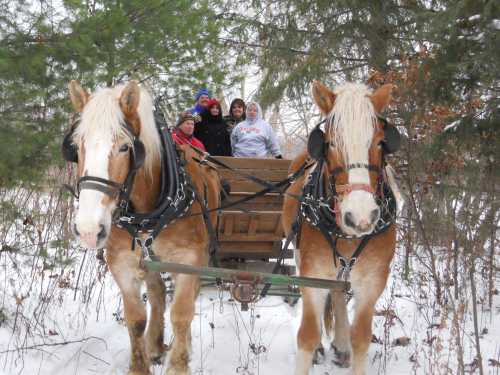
left=357, top=208, right=380, bottom=232
left=74, top=223, right=107, bottom=248
left=344, top=212, right=356, bottom=229
left=344, top=208, right=380, bottom=232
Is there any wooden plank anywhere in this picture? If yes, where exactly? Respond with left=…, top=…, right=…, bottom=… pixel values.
left=218, top=169, right=289, bottom=182
left=223, top=215, right=234, bottom=236
left=222, top=197, right=283, bottom=212
left=219, top=241, right=274, bottom=253
left=248, top=215, right=258, bottom=235
left=218, top=212, right=282, bottom=234
left=219, top=233, right=283, bottom=242
left=212, top=156, right=291, bottom=170
left=274, top=217, right=284, bottom=236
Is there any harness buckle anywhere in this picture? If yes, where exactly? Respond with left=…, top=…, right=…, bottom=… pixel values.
left=337, top=256, right=357, bottom=282
left=135, top=236, right=157, bottom=261
left=119, top=216, right=133, bottom=224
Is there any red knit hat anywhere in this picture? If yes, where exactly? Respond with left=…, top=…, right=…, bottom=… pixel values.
left=207, top=98, right=220, bottom=109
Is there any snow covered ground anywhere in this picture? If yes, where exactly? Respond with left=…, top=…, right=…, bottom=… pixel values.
left=0, top=244, right=499, bottom=375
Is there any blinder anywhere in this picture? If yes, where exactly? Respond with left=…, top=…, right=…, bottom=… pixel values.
left=377, top=115, right=401, bottom=154
left=62, top=130, right=79, bottom=163
left=307, top=123, right=327, bottom=160
left=131, top=137, right=146, bottom=171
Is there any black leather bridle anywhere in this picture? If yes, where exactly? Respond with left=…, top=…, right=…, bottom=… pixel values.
left=62, top=116, right=146, bottom=213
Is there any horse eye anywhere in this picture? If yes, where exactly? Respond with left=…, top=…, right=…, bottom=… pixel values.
left=119, top=144, right=129, bottom=152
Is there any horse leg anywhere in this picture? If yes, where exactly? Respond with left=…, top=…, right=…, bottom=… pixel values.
left=295, top=287, right=328, bottom=375
left=108, top=255, right=150, bottom=375
left=144, top=272, right=166, bottom=364
left=167, top=273, right=199, bottom=375
left=350, top=279, right=386, bottom=375
left=332, top=290, right=351, bottom=367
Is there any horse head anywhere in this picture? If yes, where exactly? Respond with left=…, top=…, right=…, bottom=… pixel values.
left=311, top=80, right=396, bottom=237
left=64, top=80, right=159, bottom=248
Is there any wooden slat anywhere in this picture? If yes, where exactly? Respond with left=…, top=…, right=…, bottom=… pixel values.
left=274, top=217, right=283, bottom=236
left=223, top=193, right=284, bottom=212
left=248, top=215, right=258, bottom=235
left=223, top=215, right=234, bottom=236
left=218, top=169, right=289, bottom=182
left=212, top=156, right=291, bottom=170
left=219, top=233, right=282, bottom=242
left=219, top=241, right=274, bottom=254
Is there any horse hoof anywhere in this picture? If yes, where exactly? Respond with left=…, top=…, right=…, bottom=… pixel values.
left=149, top=343, right=169, bottom=364
left=331, top=345, right=351, bottom=368
left=150, top=354, right=163, bottom=365
left=312, top=345, right=325, bottom=365
left=127, top=371, right=151, bottom=375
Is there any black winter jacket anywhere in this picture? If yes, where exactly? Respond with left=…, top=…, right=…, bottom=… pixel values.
left=194, top=110, right=232, bottom=156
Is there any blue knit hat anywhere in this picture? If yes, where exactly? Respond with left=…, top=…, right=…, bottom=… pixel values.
left=194, top=88, right=210, bottom=101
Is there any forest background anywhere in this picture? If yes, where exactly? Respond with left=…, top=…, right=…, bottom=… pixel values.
left=0, top=1, right=498, bottom=374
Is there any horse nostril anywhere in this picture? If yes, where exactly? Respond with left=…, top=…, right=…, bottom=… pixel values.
left=97, top=224, right=106, bottom=241
left=370, top=208, right=380, bottom=223
left=344, top=212, right=356, bottom=228
left=73, top=223, right=80, bottom=236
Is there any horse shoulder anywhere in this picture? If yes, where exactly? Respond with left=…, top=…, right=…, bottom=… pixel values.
left=289, top=150, right=309, bottom=174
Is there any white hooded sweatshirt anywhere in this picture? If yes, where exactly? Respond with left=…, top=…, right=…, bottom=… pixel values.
left=230, top=102, right=281, bottom=158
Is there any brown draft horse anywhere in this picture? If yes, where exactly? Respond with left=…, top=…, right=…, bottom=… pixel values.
left=283, top=81, right=397, bottom=375
left=67, top=80, right=220, bottom=375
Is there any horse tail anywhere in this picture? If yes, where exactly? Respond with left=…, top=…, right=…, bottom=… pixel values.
left=323, top=290, right=334, bottom=339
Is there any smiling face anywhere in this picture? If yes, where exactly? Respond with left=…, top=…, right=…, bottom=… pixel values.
left=231, top=103, right=244, bottom=119
left=68, top=81, right=142, bottom=248
left=179, top=119, right=195, bottom=136
left=247, top=103, right=258, bottom=120
left=209, top=105, right=220, bottom=116
left=198, top=94, right=209, bottom=107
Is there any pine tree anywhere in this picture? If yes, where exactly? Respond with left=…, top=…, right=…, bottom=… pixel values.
left=0, top=0, right=235, bottom=186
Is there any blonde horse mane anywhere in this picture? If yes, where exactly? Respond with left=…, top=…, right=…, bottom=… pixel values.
left=328, top=83, right=377, bottom=165
left=73, top=84, right=162, bottom=177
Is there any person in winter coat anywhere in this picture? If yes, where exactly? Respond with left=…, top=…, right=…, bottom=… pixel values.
left=231, top=101, right=282, bottom=158
left=172, top=111, right=206, bottom=151
left=191, top=88, right=210, bottom=123
left=223, top=98, right=246, bottom=133
left=194, top=98, right=232, bottom=156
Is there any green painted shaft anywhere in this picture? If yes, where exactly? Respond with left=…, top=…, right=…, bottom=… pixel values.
left=145, top=261, right=349, bottom=291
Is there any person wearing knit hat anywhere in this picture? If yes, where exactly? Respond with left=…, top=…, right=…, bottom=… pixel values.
left=224, top=98, right=246, bottom=133
left=172, top=110, right=206, bottom=151
left=190, top=88, right=211, bottom=123
left=194, top=98, right=231, bottom=156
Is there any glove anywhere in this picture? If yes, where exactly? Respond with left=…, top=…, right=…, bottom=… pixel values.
left=275, top=155, right=283, bottom=159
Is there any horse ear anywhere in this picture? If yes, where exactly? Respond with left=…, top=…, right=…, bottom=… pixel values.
left=370, top=84, right=394, bottom=113
left=68, top=80, right=89, bottom=113
left=119, top=80, right=140, bottom=118
left=312, top=80, right=336, bottom=114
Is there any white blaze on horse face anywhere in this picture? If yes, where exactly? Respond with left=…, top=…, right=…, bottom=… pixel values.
left=341, top=167, right=379, bottom=236
left=74, top=134, right=115, bottom=249
left=328, top=83, right=380, bottom=237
